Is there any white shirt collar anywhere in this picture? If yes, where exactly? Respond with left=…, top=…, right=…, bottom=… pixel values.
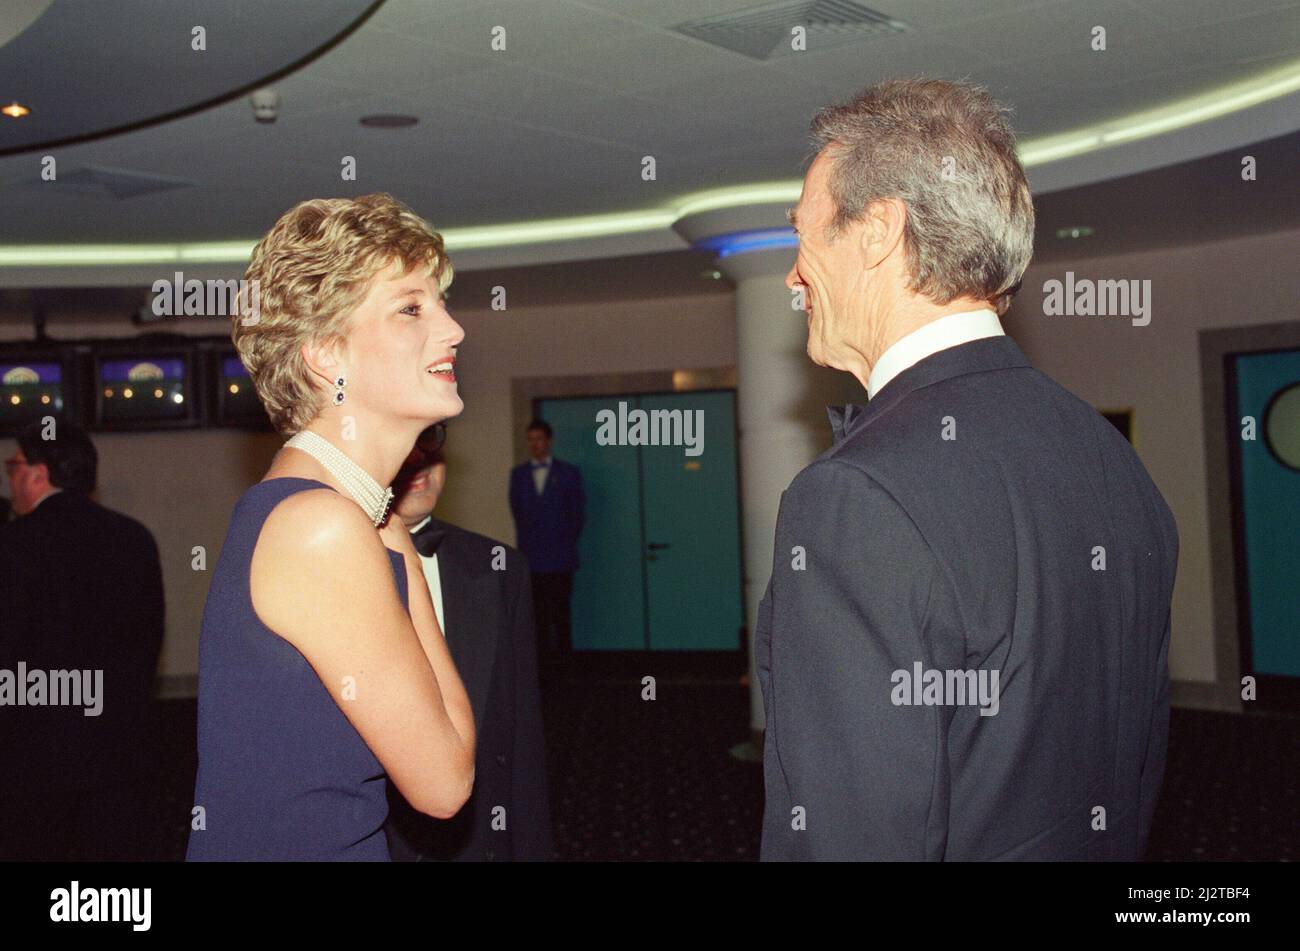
left=867, top=308, right=1003, bottom=399
left=406, top=514, right=446, bottom=636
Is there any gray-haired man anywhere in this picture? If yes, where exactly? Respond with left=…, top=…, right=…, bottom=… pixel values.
left=757, top=79, right=1178, bottom=861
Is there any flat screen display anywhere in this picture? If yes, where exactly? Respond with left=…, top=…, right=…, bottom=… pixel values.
left=0, top=360, right=65, bottom=427
left=218, top=353, right=267, bottom=425
left=96, top=354, right=190, bottom=423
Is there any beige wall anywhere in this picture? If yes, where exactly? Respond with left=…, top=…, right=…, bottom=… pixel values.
left=1003, top=226, right=1300, bottom=687
left=4, top=226, right=1297, bottom=692
left=1, top=292, right=744, bottom=685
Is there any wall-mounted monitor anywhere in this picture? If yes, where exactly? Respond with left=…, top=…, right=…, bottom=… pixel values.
left=204, top=346, right=272, bottom=431
left=0, top=349, right=81, bottom=438
left=92, top=348, right=200, bottom=430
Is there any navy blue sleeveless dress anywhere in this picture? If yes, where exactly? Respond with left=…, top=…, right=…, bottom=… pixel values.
left=186, top=477, right=407, bottom=861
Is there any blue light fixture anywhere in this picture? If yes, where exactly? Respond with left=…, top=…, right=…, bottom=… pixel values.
left=693, top=228, right=799, bottom=259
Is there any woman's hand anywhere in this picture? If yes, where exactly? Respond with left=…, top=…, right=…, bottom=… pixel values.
left=251, top=488, right=475, bottom=818
left=379, top=514, right=417, bottom=557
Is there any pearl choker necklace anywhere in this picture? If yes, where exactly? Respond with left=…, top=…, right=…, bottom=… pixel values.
left=284, top=430, right=394, bottom=527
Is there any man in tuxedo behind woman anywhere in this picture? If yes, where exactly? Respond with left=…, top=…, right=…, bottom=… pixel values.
left=385, top=422, right=553, bottom=861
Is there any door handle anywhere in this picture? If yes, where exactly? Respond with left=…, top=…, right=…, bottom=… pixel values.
left=646, top=541, right=670, bottom=562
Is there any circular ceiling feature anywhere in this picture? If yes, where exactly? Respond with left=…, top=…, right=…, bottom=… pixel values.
left=0, top=0, right=380, bottom=157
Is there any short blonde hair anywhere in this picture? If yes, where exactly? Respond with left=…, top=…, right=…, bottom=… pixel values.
left=233, top=193, right=453, bottom=436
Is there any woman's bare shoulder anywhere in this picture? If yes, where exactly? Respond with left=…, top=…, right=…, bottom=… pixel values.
left=258, top=484, right=375, bottom=554
left=250, top=486, right=397, bottom=646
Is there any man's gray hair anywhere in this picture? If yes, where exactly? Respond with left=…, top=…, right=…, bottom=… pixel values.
left=809, top=78, right=1035, bottom=316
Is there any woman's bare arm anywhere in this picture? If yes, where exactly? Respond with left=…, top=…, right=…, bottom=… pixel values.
left=250, top=488, right=475, bottom=818
left=379, top=518, right=476, bottom=756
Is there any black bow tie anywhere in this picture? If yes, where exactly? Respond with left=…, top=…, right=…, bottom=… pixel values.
left=411, top=519, right=448, bottom=557
left=827, top=404, right=866, bottom=445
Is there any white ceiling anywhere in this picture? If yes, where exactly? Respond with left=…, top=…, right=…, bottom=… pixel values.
left=1, top=0, right=1298, bottom=270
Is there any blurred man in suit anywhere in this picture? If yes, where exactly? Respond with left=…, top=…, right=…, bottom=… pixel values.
left=386, top=422, right=553, bottom=861
left=509, top=419, right=585, bottom=660
left=0, top=416, right=165, bottom=860
left=757, top=79, right=1178, bottom=860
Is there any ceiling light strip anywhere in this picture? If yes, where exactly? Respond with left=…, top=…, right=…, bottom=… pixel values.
left=3, top=58, right=1298, bottom=268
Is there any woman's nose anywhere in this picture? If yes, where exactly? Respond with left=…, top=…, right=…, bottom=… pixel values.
left=445, top=315, right=465, bottom=346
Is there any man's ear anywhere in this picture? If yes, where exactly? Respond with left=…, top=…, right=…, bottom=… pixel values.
left=858, top=198, right=908, bottom=271
left=29, top=460, right=52, bottom=492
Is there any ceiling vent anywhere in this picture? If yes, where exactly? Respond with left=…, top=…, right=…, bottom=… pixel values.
left=2, top=164, right=196, bottom=199
left=673, top=0, right=911, bottom=60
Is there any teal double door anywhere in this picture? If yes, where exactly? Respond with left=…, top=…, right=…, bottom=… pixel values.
left=537, top=390, right=743, bottom=651
left=1230, top=348, right=1300, bottom=706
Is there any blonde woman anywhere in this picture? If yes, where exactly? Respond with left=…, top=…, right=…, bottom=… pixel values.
left=186, top=194, right=475, bottom=860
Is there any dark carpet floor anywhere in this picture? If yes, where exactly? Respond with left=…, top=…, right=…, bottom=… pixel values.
left=141, top=679, right=1296, bottom=861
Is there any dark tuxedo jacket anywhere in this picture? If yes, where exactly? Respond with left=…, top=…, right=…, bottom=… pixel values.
left=0, top=490, right=164, bottom=789
left=757, top=336, right=1178, bottom=861
left=508, top=458, right=585, bottom=573
left=385, top=518, right=554, bottom=861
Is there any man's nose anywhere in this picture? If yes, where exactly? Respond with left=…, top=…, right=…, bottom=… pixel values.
left=784, top=262, right=799, bottom=291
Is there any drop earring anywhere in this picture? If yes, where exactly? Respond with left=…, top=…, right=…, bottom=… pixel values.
left=333, top=374, right=347, bottom=406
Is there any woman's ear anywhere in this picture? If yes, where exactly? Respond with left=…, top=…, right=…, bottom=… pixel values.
left=300, top=337, right=342, bottom=391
